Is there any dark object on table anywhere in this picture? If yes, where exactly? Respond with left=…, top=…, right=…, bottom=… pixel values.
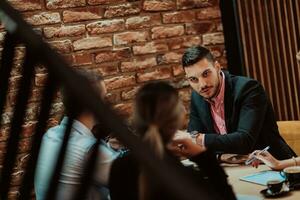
left=260, top=181, right=290, bottom=198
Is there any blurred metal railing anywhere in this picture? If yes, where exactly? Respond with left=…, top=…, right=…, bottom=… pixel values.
left=0, top=1, right=212, bottom=200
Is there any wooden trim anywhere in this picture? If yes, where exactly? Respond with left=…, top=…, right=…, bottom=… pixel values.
left=223, top=0, right=300, bottom=120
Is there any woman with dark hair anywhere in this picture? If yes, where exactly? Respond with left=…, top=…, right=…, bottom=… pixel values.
left=109, top=81, right=236, bottom=200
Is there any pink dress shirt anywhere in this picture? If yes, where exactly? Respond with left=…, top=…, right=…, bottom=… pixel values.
left=209, top=72, right=227, bottom=134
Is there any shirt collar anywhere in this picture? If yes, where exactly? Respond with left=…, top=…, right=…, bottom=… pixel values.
left=61, top=116, right=95, bottom=138
left=209, top=71, right=225, bottom=105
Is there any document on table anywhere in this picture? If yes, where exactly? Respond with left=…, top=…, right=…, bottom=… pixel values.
left=239, top=170, right=285, bottom=186
left=236, top=194, right=262, bottom=200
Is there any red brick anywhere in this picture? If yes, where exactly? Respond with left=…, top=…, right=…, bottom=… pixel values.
left=44, top=25, right=85, bottom=38
left=9, top=0, right=42, bottom=11
left=92, top=62, right=119, bottom=76
left=11, top=169, right=25, bottom=186
left=114, top=31, right=149, bottom=45
left=104, top=3, right=140, bottom=18
left=157, top=51, right=183, bottom=64
left=1, top=111, right=13, bottom=126
left=163, top=11, right=195, bottom=23
left=0, top=127, right=9, bottom=142
left=168, top=36, right=202, bottom=50
left=209, top=46, right=224, bottom=58
left=95, top=48, right=131, bottom=63
left=20, top=121, right=38, bottom=138
left=7, top=89, right=42, bottom=106
left=217, top=56, right=227, bottom=67
left=35, top=73, right=48, bottom=87
left=63, top=7, right=103, bottom=23
left=24, top=89, right=45, bottom=106
left=196, top=7, right=221, bottom=19
left=25, top=104, right=40, bottom=122
left=137, top=67, right=172, bottom=82
left=105, top=92, right=120, bottom=104
left=133, top=42, right=168, bottom=55
left=73, top=36, right=112, bottom=51
left=49, top=40, right=72, bottom=54
left=182, top=36, right=202, bottom=48
left=202, top=32, right=224, bottom=45
left=172, top=78, right=189, bottom=88
left=143, top=0, right=176, bottom=11
left=177, top=0, right=217, bottom=10
left=151, top=25, right=184, bottom=39
left=172, top=64, right=184, bottom=76
left=63, top=54, right=74, bottom=65
left=50, top=102, right=64, bottom=116
left=8, top=75, right=22, bottom=90
left=0, top=32, right=5, bottom=44
left=87, top=19, right=125, bottom=35
left=34, top=27, right=43, bottom=35
left=15, top=47, right=26, bottom=61
left=46, top=0, right=85, bottom=9
left=72, top=52, right=93, bottom=66
left=113, top=103, right=133, bottom=118
left=104, top=75, right=136, bottom=90
left=25, top=12, right=61, bottom=26
left=179, top=88, right=191, bottom=102
left=121, top=57, right=157, bottom=72
left=216, top=20, right=223, bottom=31
left=0, top=142, right=7, bottom=158
left=186, top=22, right=215, bottom=35
left=18, top=137, right=32, bottom=153
left=88, top=0, right=125, bottom=5
left=167, top=38, right=184, bottom=50
left=47, top=118, right=60, bottom=128
left=15, top=153, right=31, bottom=170
left=126, top=14, right=161, bottom=30
left=121, top=87, right=139, bottom=100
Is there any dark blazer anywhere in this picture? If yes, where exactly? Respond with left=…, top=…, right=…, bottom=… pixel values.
left=188, top=71, right=296, bottom=160
left=109, top=150, right=236, bottom=200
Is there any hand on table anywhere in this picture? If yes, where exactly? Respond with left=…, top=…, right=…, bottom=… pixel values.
left=167, top=138, right=206, bottom=158
left=249, top=150, right=281, bottom=170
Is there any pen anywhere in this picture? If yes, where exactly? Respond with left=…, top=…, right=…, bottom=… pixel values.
left=245, top=146, right=270, bottom=165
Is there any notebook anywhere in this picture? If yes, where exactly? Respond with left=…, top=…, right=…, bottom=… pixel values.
left=239, top=170, right=285, bottom=186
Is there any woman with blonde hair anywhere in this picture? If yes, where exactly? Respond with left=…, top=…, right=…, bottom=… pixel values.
left=109, top=81, right=235, bottom=200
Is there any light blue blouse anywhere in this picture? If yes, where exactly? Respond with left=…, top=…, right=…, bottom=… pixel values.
left=34, top=117, right=119, bottom=200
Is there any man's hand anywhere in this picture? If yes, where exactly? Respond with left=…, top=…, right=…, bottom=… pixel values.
left=167, top=138, right=207, bottom=158
left=194, top=133, right=205, bottom=146
left=173, top=130, right=192, bottom=140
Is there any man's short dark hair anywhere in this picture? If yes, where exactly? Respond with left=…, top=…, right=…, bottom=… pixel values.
left=182, top=46, right=214, bottom=68
left=61, top=69, right=103, bottom=117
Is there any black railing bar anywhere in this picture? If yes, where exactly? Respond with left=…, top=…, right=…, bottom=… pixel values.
left=0, top=47, right=37, bottom=199
left=45, top=117, right=74, bottom=200
left=18, top=74, right=57, bottom=200
left=0, top=33, right=17, bottom=127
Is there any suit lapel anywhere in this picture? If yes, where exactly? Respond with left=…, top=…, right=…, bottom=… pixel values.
left=223, top=71, right=233, bottom=132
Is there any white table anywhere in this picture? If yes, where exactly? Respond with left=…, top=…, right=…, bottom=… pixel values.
left=225, top=165, right=300, bottom=199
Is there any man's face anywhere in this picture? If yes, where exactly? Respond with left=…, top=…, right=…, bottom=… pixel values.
left=184, top=58, right=221, bottom=99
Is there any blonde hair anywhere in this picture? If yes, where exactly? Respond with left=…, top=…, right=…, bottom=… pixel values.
left=133, top=81, right=182, bottom=200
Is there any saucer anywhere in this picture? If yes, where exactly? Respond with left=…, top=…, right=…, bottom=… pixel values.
left=260, top=184, right=290, bottom=198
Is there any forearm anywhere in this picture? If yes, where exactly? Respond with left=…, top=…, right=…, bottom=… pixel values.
left=277, top=157, right=300, bottom=170
left=204, top=131, right=255, bottom=154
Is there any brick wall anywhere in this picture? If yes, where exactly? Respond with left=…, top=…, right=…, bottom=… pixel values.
left=0, top=0, right=226, bottom=198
